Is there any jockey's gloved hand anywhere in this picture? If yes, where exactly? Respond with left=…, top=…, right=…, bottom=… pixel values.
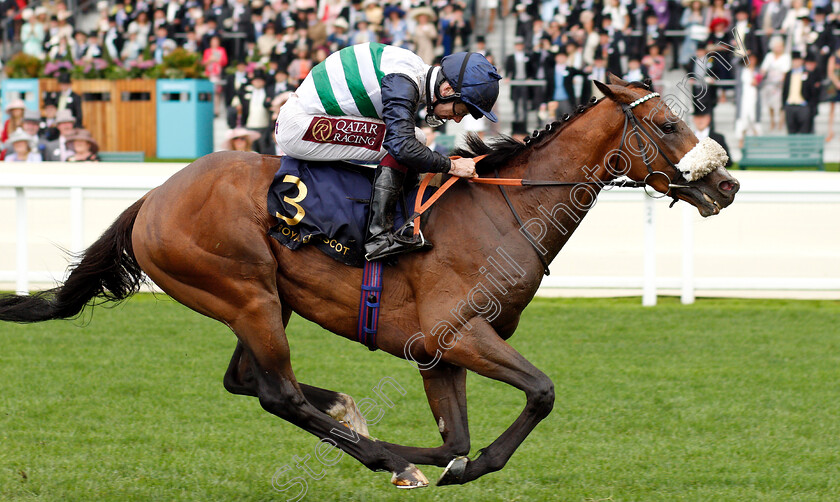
left=449, top=157, right=478, bottom=178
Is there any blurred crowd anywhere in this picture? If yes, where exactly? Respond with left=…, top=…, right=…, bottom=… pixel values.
left=2, top=71, right=99, bottom=161
left=0, top=0, right=838, bottom=157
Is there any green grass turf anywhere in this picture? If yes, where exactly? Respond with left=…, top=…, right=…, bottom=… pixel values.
left=1, top=295, right=839, bottom=501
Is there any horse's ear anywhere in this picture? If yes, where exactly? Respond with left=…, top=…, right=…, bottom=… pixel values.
left=607, top=73, right=629, bottom=86
left=594, top=80, right=615, bottom=99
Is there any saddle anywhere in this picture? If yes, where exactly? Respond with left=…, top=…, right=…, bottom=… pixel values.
left=267, top=156, right=440, bottom=267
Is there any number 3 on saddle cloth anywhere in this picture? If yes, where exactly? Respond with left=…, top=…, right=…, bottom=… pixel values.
left=266, top=155, right=439, bottom=268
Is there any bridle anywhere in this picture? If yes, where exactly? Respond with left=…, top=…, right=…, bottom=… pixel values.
left=508, top=91, right=690, bottom=196
left=409, top=91, right=697, bottom=276
left=612, top=91, right=691, bottom=198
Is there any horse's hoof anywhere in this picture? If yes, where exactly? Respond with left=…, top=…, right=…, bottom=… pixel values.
left=437, top=456, right=468, bottom=486
left=391, top=464, right=429, bottom=489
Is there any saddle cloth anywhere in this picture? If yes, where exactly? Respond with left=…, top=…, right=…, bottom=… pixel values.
left=267, top=156, right=435, bottom=267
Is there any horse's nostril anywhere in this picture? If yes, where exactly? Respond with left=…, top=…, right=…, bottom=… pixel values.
left=719, top=180, right=735, bottom=192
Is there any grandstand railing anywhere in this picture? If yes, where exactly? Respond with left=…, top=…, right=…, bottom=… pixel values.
left=1, top=166, right=839, bottom=303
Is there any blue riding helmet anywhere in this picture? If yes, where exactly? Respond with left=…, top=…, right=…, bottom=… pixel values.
left=439, top=52, right=502, bottom=122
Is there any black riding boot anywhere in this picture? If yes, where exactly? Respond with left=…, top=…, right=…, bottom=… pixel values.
left=364, top=166, right=432, bottom=261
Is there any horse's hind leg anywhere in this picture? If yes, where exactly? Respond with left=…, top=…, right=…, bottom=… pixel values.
left=229, top=299, right=429, bottom=487
left=223, top=341, right=369, bottom=436
left=379, top=363, right=471, bottom=467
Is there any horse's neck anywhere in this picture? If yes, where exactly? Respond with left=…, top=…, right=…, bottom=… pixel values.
left=495, top=113, right=620, bottom=266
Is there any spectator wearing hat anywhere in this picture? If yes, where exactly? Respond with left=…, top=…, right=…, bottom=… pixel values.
left=40, top=95, right=60, bottom=141
left=783, top=2, right=812, bottom=53
left=327, top=17, right=351, bottom=52
left=267, top=68, right=291, bottom=107
left=647, top=10, right=669, bottom=54
left=383, top=6, right=408, bottom=48
left=338, top=0, right=366, bottom=34
left=151, top=24, right=177, bottom=64
left=691, top=110, right=732, bottom=167
left=72, top=30, right=90, bottom=61
left=730, top=6, right=761, bottom=58
left=242, top=69, right=271, bottom=137
left=586, top=52, right=611, bottom=100
left=66, top=129, right=101, bottom=162
left=505, top=36, right=536, bottom=135
left=21, top=7, right=47, bottom=59
left=350, top=19, right=377, bottom=45
left=2, top=99, right=27, bottom=153
left=684, top=43, right=719, bottom=126
left=811, top=9, right=837, bottom=71
left=45, top=73, right=83, bottom=128
left=706, top=0, right=732, bottom=28
left=409, top=6, right=437, bottom=65
left=103, top=15, right=124, bottom=60
left=223, top=127, right=261, bottom=152
left=3, top=129, right=43, bottom=163
left=49, top=9, right=75, bottom=51
left=257, top=22, right=278, bottom=57
left=782, top=51, right=820, bottom=134
left=803, top=52, right=824, bottom=134
left=21, top=109, right=47, bottom=157
left=43, top=110, right=77, bottom=162
left=597, top=26, right=625, bottom=77
left=84, top=30, right=104, bottom=60
left=474, top=35, right=492, bottom=60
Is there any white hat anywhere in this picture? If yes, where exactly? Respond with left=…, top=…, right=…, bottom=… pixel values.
left=34, top=6, right=47, bottom=16
left=55, top=109, right=77, bottom=125
left=5, top=98, right=26, bottom=112
left=4, top=128, right=35, bottom=151
left=410, top=6, right=436, bottom=21
left=21, top=8, right=33, bottom=21
left=223, top=127, right=261, bottom=149
left=333, top=17, right=349, bottom=30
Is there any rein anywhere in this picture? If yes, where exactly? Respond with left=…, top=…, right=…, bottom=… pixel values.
left=408, top=91, right=689, bottom=276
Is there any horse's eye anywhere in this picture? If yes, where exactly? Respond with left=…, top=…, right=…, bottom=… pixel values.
left=661, top=123, right=676, bottom=134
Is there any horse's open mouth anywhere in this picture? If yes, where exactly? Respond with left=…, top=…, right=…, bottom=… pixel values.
left=672, top=167, right=740, bottom=217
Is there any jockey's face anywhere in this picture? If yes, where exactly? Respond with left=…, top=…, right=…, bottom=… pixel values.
left=433, top=100, right=470, bottom=123
left=433, top=80, right=470, bottom=123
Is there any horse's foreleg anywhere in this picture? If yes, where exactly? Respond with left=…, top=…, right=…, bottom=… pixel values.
left=223, top=341, right=369, bottom=437
left=434, top=317, right=554, bottom=485
left=379, top=363, right=471, bottom=467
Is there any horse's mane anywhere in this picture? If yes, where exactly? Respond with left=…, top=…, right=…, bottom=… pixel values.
left=453, top=79, right=653, bottom=175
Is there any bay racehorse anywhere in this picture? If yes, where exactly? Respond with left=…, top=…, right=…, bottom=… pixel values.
left=0, top=77, right=739, bottom=489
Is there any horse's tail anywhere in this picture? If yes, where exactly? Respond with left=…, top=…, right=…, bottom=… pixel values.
left=0, top=197, right=146, bottom=323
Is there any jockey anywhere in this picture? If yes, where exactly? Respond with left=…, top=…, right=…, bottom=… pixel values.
left=274, top=43, right=501, bottom=261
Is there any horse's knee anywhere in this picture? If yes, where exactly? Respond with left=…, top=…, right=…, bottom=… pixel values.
left=528, top=377, right=555, bottom=419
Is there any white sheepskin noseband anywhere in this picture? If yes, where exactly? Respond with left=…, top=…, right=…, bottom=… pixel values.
left=676, top=137, right=729, bottom=182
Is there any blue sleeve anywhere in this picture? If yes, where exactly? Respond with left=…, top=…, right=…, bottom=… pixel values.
left=380, top=73, right=451, bottom=173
